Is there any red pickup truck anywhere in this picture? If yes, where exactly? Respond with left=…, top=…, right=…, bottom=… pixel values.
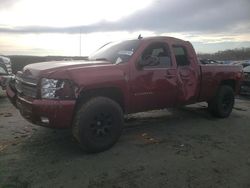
left=7, top=36, right=243, bottom=152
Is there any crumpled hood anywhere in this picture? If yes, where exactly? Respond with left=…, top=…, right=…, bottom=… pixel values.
left=22, top=60, right=113, bottom=77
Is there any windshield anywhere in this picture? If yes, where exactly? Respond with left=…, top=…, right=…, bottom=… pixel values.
left=89, top=40, right=141, bottom=64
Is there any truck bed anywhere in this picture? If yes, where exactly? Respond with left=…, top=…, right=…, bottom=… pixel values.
left=199, top=64, right=243, bottom=102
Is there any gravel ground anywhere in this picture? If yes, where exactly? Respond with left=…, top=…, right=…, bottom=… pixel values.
left=0, top=88, right=250, bottom=188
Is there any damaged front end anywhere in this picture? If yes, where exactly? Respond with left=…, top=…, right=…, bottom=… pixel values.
left=6, top=71, right=77, bottom=128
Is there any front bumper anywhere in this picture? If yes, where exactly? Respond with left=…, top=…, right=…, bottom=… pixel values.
left=6, top=85, right=76, bottom=128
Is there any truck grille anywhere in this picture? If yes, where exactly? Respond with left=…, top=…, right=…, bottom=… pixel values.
left=15, top=73, right=38, bottom=98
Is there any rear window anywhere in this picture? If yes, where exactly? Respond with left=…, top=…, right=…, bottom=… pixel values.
left=173, top=46, right=189, bottom=66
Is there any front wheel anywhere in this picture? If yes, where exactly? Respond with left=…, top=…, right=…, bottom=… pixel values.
left=73, top=97, right=123, bottom=153
left=208, top=85, right=235, bottom=118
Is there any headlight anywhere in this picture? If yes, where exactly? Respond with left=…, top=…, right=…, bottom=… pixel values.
left=41, top=78, right=75, bottom=99
left=41, top=78, right=64, bottom=99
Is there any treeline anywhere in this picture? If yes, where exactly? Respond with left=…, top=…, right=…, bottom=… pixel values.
left=198, top=48, right=250, bottom=61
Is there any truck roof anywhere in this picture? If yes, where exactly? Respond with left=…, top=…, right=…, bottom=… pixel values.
left=138, top=36, right=188, bottom=43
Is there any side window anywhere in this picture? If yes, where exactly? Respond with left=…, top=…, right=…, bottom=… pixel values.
left=142, top=42, right=171, bottom=68
left=173, top=46, right=189, bottom=66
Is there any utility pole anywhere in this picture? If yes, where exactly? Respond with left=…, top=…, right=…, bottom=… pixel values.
left=79, top=28, right=82, bottom=56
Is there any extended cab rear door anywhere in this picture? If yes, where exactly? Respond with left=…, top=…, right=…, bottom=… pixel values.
left=171, top=43, right=200, bottom=105
left=129, top=40, right=178, bottom=112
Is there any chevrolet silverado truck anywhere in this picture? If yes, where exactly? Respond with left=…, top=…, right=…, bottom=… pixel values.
left=6, top=36, right=243, bottom=152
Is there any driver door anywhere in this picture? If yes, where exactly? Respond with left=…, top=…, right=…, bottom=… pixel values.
left=129, top=42, right=178, bottom=112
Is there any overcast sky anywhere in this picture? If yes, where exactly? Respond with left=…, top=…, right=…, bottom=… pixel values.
left=0, top=0, right=250, bottom=56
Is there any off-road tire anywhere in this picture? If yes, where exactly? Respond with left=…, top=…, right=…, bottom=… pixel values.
left=72, top=97, right=123, bottom=153
left=208, top=85, right=234, bottom=118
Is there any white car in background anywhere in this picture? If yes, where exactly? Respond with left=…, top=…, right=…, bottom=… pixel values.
left=0, top=56, right=13, bottom=90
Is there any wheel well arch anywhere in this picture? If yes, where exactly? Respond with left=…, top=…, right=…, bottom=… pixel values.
left=75, top=87, right=125, bottom=111
left=220, top=79, right=236, bottom=91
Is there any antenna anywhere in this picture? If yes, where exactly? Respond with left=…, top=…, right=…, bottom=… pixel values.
left=79, top=29, right=82, bottom=56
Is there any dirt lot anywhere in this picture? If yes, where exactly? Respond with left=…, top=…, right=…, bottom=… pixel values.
left=0, top=89, right=250, bottom=188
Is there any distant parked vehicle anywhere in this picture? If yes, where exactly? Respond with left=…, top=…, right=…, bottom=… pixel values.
left=199, top=59, right=220, bottom=65
left=240, top=66, right=250, bottom=95
left=216, top=60, right=232, bottom=65
left=0, top=56, right=13, bottom=90
left=63, top=58, right=74, bottom=61
left=231, top=60, right=250, bottom=68
left=240, top=60, right=250, bottom=68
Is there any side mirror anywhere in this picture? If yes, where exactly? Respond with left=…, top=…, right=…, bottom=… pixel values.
left=138, top=55, right=160, bottom=67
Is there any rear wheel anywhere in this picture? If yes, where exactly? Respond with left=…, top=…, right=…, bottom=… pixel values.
left=73, top=97, right=123, bottom=153
left=208, top=85, right=234, bottom=118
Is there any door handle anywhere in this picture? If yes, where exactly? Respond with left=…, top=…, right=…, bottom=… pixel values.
left=165, top=73, right=174, bottom=79
left=165, top=70, right=175, bottom=79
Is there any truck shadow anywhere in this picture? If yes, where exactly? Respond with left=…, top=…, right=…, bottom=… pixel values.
left=20, top=128, right=82, bottom=156
left=124, top=105, right=214, bottom=129
left=19, top=105, right=215, bottom=156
